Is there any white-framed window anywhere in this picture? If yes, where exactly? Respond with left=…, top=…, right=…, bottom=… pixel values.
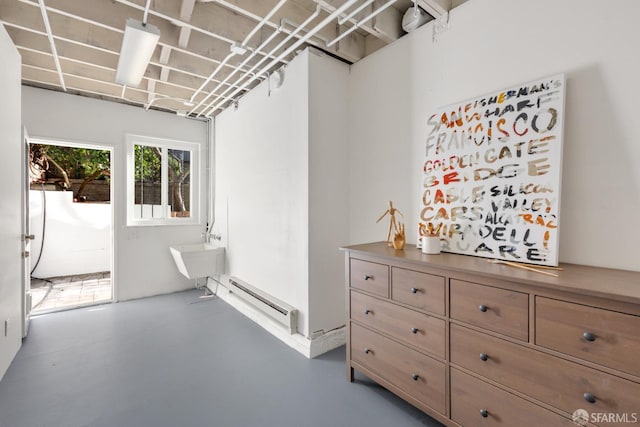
left=126, top=134, right=200, bottom=226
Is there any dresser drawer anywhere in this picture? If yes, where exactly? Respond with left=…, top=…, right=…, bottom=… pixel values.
left=450, top=324, right=640, bottom=421
left=350, top=259, right=389, bottom=297
left=351, top=291, right=445, bottom=359
left=391, top=267, right=445, bottom=315
left=536, top=297, right=640, bottom=377
left=451, top=368, right=574, bottom=426
left=450, top=279, right=528, bottom=341
left=351, top=323, right=446, bottom=415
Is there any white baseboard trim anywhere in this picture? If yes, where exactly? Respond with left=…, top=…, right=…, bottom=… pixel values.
left=308, top=326, right=346, bottom=358
left=207, top=278, right=345, bottom=359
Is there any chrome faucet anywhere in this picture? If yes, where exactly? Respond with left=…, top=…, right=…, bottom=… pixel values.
left=202, top=226, right=212, bottom=243
left=202, top=230, right=221, bottom=243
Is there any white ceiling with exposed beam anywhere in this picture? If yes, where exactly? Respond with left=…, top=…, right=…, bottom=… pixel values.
left=1, top=0, right=466, bottom=117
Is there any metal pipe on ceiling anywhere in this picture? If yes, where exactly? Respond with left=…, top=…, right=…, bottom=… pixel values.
left=14, top=38, right=244, bottom=99
left=14, top=0, right=254, bottom=84
left=21, top=59, right=218, bottom=111
left=37, top=0, right=66, bottom=91
left=243, top=0, right=287, bottom=47
left=142, top=0, right=151, bottom=25
left=202, top=0, right=360, bottom=116
left=314, top=0, right=386, bottom=40
left=328, top=0, right=398, bottom=47
left=187, top=52, right=237, bottom=112
left=196, top=5, right=324, bottom=117
left=338, top=0, right=375, bottom=25
left=113, top=0, right=287, bottom=66
left=22, top=63, right=145, bottom=102
left=188, top=26, right=283, bottom=116
left=114, top=0, right=234, bottom=43
left=212, top=0, right=331, bottom=56
left=2, top=18, right=248, bottom=95
left=191, top=7, right=321, bottom=116
left=187, top=0, right=288, bottom=106
left=12, top=0, right=406, bottom=116
left=279, top=17, right=329, bottom=45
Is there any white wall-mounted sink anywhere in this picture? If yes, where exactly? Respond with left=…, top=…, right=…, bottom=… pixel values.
left=169, top=243, right=225, bottom=279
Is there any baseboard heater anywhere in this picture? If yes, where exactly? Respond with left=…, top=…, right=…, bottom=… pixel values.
left=228, top=277, right=298, bottom=335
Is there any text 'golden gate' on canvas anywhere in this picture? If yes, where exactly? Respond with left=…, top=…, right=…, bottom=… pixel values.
left=421, top=74, right=565, bottom=266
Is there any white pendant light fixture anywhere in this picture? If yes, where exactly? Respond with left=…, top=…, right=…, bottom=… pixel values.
left=115, top=18, right=160, bottom=87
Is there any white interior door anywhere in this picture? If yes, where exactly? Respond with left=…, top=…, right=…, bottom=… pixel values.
left=22, top=127, right=32, bottom=338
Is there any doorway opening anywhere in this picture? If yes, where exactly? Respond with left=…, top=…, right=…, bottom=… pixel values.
left=28, top=140, right=114, bottom=314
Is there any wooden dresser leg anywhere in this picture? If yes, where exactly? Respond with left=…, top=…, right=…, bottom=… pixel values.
left=347, top=366, right=354, bottom=382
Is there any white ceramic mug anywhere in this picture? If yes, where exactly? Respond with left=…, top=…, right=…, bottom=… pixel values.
left=421, top=236, right=441, bottom=254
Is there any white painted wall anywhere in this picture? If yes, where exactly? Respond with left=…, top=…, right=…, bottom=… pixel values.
left=0, top=24, right=23, bottom=380
left=308, top=50, right=349, bottom=335
left=214, top=50, right=310, bottom=336
left=348, top=35, right=412, bottom=245
left=30, top=191, right=111, bottom=278
left=213, top=49, right=350, bottom=339
left=22, top=87, right=209, bottom=300
left=348, top=0, right=640, bottom=272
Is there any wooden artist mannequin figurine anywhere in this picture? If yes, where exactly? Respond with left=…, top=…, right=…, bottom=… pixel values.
left=376, top=200, right=404, bottom=246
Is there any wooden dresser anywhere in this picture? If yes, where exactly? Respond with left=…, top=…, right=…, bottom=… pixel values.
left=341, top=242, right=640, bottom=427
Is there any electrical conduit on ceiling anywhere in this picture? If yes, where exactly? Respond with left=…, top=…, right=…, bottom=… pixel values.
left=21, top=0, right=252, bottom=88
left=37, top=0, right=66, bottom=91
left=202, top=0, right=361, bottom=116
left=187, top=52, right=238, bottom=114
left=115, top=0, right=230, bottom=45
left=18, top=1, right=249, bottom=108
left=187, top=0, right=289, bottom=110
left=328, top=0, right=398, bottom=47
left=187, top=27, right=283, bottom=116
left=195, top=5, right=324, bottom=117
left=338, top=0, right=375, bottom=25
left=242, top=0, right=288, bottom=53
left=212, top=0, right=331, bottom=59
left=141, top=0, right=151, bottom=25
left=113, top=0, right=289, bottom=68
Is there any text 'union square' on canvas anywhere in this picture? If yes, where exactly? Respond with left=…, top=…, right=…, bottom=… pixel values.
left=420, top=74, right=565, bottom=266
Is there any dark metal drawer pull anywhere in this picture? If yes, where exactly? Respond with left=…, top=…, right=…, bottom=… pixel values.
left=479, top=353, right=489, bottom=362
left=479, top=304, right=488, bottom=312
left=583, top=393, right=597, bottom=404
left=583, top=331, right=596, bottom=342
left=364, top=309, right=372, bottom=315
left=411, top=373, right=419, bottom=381
left=410, top=287, right=418, bottom=294
left=364, top=348, right=371, bottom=354
left=364, top=275, right=373, bottom=280
left=480, top=409, right=489, bottom=418
left=411, top=327, right=419, bottom=334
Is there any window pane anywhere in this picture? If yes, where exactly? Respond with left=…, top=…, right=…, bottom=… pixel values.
left=167, top=148, right=191, bottom=218
left=134, top=145, right=162, bottom=219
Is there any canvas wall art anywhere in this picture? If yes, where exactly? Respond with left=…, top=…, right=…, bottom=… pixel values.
left=420, top=74, right=565, bottom=266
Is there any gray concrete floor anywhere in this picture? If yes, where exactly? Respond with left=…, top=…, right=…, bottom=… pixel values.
left=30, top=272, right=112, bottom=313
left=0, top=290, right=443, bottom=427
